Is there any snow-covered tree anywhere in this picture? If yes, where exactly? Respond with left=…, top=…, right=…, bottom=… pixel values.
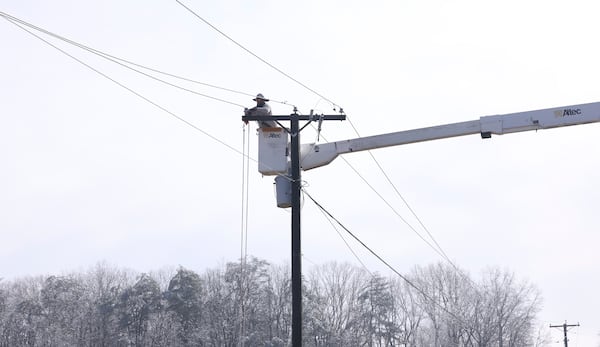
left=39, top=275, right=85, bottom=345
left=166, top=267, right=203, bottom=345
left=0, top=259, right=544, bottom=346
left=117, top=273, right=162, bottom=345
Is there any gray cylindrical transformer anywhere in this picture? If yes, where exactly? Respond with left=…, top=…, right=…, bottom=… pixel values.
left=275, top=175, right=292, bottom=208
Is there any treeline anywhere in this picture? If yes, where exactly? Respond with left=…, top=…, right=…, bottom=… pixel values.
left=0, top=258, right=545, bottom=346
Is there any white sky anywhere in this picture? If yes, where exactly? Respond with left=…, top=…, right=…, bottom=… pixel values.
left=1, top=0, right=599, bottom=344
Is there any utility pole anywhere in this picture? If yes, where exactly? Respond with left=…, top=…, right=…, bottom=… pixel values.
left=242, top=109, right=345, bottom=346
left=550, top=322, right=579, bottom=347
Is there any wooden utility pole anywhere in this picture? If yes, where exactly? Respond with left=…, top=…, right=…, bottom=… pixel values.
left=550, top=322, right=579, bottom=347
left=242, top=110, right=345, bottom=346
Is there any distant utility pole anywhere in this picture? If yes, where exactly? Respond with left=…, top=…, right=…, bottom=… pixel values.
left=550, top=322, right=580, bottom=347
left=242, top=109, right=345, bottom=347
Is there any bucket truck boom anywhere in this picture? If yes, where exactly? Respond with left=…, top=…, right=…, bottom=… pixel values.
left=297, top=101, right=600, bottom=171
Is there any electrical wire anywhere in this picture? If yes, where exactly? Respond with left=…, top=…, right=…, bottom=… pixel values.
left=302, top=188, right=372, bottom=276
left=238, top=124, right=250, bottom=347
left=371, top=154, right=453, bottom=260
left=307, top=128, right=451, bottom=264
left=175, top=0, right=341, bottom=110
left=1, top=14, right=269, bottom=168
left=301, top=254, right=317, bottom=267
left=339, top=155, right=452, bottom=261
left=3, top=13, right=297, bottom=179
left=327, top=124, right=487, bottom=301
left=0, top=11, right=249, bottom=108
left=239, top=124, right=251, bottom=267
left=244, top=128, right=251, bottom=268
left=302, top=189, right=467, bottom=327
left=238, top=126, right=246, bottom=347
left=310, top=125, right=486, bottom=303
left=1, top=11, right=295, bottom=109
left=344, top=117, right=454, bottom=265
left=308, top=119, right=480, bottom=302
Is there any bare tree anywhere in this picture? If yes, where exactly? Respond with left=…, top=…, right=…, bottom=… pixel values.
left=202, top=266, right=238, bottom=346
left=304, top=262, right=368, bottom=346
left=389, top=277, right=424, bottom=347
left=226, top=257, right=272, bottom=346
left=479, top=267, right=542, bottom=347
left=258, top=262, right=292, bottom=346
left=411, top=263, right=470, bottom=347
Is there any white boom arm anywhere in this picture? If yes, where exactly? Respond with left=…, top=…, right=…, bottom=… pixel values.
left=299, top=101, right=600, bottom=171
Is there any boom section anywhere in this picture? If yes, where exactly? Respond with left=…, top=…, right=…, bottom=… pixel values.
left=300, top=101, right=600, bottom=170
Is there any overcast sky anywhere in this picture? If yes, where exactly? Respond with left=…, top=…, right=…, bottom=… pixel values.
left=2, top=0, right=599, bottom=344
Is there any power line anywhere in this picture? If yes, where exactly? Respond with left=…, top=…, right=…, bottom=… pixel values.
left=1, top=11, right=295, bottom=108
left=369, top=152, right=452, bottom=261
left=175, top=0, right=341, bottom=110
left=303, top=188, right=372, bottom=276
left=323, top=126, right=487, bottom=301
left=2, top=14, right=259, bottom=162
left=5, top=10, right=302, bottom=186
left=343, top=117, right=454, bottom=265
left=340, top=155, right=452, bottom=261
left=358, top=152, right=484, bottom=298
left=238, top=125, right=251, bottom=347
left=302, top=189, right=467, bottom=327
left=311, top=116, right=474, bottom=298
left=0, top=11, right=249, bottom=108
left=314, top=132, right=486, bottom=304
left=307, top=128, right=452, bottom=265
